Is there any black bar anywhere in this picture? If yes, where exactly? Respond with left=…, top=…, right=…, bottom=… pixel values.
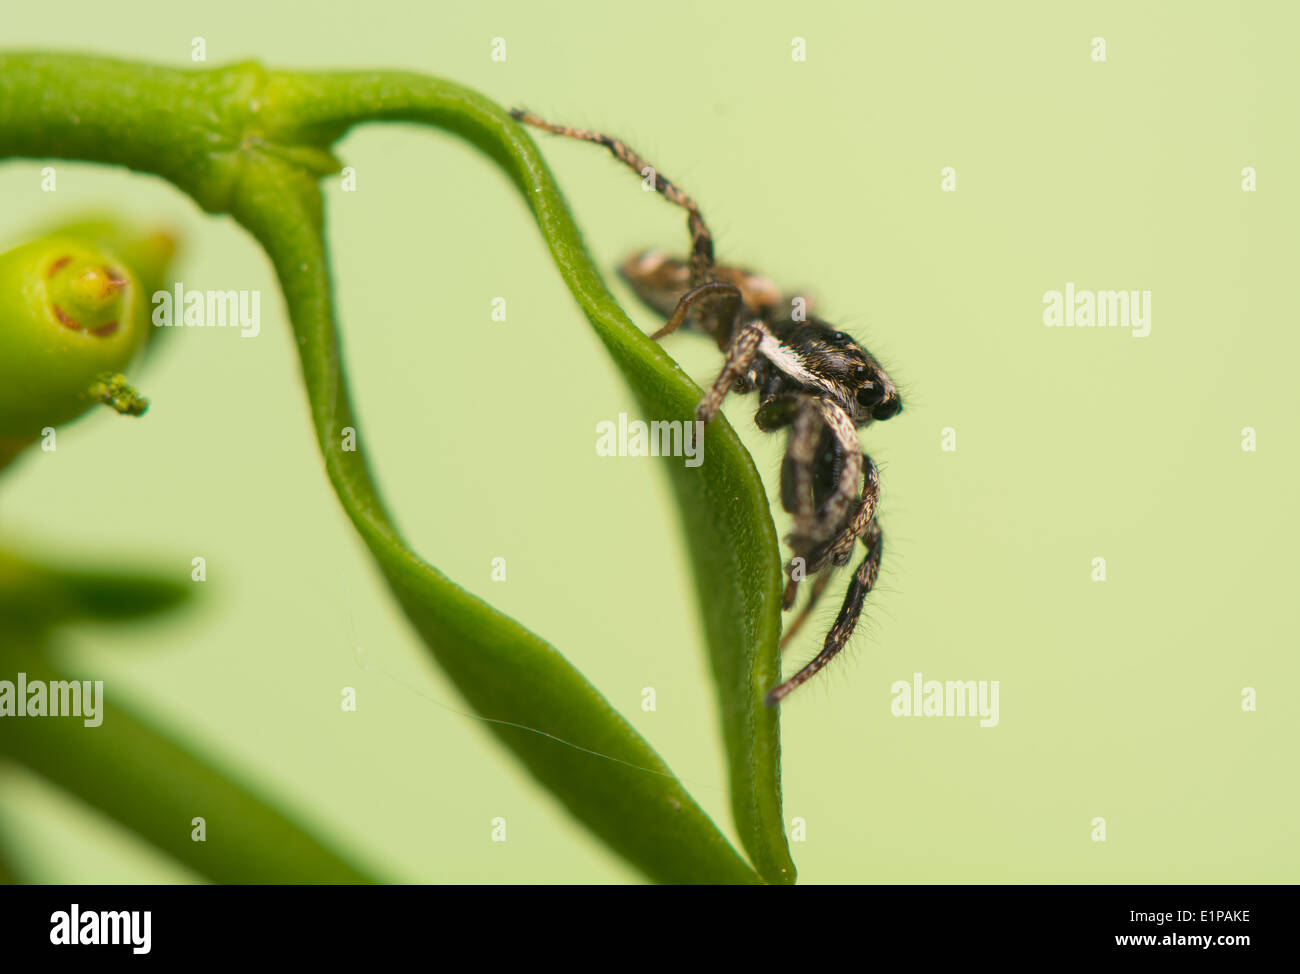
left=0, top=884, right=1280, bottom=960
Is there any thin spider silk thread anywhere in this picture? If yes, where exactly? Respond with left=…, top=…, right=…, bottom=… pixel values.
left=337, top=570, right=723, bottom=795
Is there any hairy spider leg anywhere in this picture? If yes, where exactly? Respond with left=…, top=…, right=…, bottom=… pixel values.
left=618, top=252, right=794, bottom=332
left=778, top=569, right=832, bottom=650
left=778, top=450, right=879, bottom=650
left=773, top=397, right=862, bottom=557
left=807, top=454, right=880, bottom=575
left=509, top=109, right=715, bottom=287
left=806, top=401, right=862, bottom=544
left=766, top=518, right=884, bottom=707
left=777, top=398, right=822, bottom=611
left=695, top=321, right=766, bottom=425
left=757, top=392, right=863, bottom=609
left=649, top=280, right=743, bottom=342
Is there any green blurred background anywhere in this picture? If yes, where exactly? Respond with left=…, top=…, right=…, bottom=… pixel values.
left=1, top=0, right=1295, bottom=883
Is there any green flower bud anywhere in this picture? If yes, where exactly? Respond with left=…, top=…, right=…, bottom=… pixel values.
left=0, top=236, right=152, bottom=440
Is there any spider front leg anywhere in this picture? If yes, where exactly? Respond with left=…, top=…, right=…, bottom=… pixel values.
left=758, top=394, right=863, bottom=563
left=806, top=453, right=881, bottom=575
left=766, top=518, right=884, bottom=707
left=777, top=451, right=879, bottom=655
left=695, top=319, right=765, bottom=426
left=802, top=401, right=864, bottom=547
left=756, top=393, right=862, bottom=622
left=774, top=399, right=824, bottom=610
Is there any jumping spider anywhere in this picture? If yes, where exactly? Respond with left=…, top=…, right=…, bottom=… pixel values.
left=512, top=109, right=901, bottom=706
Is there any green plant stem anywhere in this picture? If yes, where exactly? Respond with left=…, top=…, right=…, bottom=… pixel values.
left=0, top=53, right=794, bottom=883
left=231, top=150, right=761, bottom=884
left=264, top=70, right=794, bottom=884
left=0, top=631, right=374, bottom=883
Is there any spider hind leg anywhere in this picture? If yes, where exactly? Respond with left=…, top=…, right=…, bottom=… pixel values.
left=779, top=568, right=833, bottom=650
left=509, top=109, right=715, bottom=287
left=766, top=518, right=884, bottom=707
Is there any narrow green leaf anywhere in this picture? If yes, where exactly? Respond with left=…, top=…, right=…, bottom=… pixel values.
left=0, top=634, right=375, bottom=884
left=0, top=826, right=18, bottom=884
left=0, top=549, right=191, bottom=625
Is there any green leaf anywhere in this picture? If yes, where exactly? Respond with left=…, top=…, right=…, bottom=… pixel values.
left=0, top=633, right=376, bottom=884
left=0, top=824, right=18, bottom=884
left=0, top=549, right=191, bottom=625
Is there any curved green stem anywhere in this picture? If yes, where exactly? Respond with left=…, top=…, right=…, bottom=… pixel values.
left=0, top=53, right=793, bottom=883
left=261, top=70, right=794, bottom=883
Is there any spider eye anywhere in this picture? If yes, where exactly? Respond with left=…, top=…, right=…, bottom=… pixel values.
left=856, top=383, right=884, bottom=408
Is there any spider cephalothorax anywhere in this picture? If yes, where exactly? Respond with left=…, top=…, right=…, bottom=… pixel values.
left=513, top=109, right=902, bottom=705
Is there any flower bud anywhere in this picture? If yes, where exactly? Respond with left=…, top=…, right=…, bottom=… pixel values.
left=0, top=237, right=151, bottom=439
